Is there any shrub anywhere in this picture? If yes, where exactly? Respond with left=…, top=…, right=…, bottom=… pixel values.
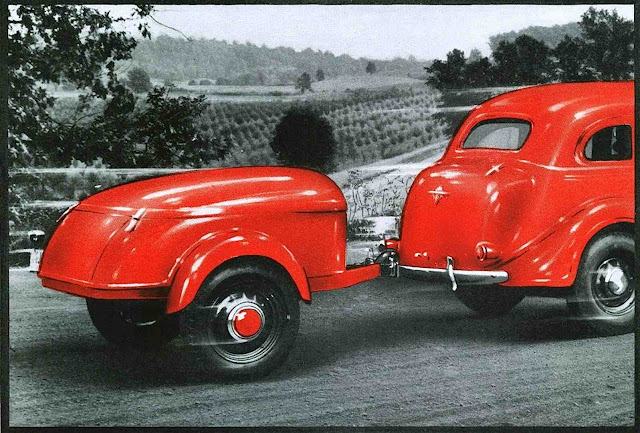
left=270, top=105, right=336, bottom=172
left=199, top=79, right=212, bottom=85
left=127, top=67, right=152, bottom=93
left=188, top=79, right=197, bottom=86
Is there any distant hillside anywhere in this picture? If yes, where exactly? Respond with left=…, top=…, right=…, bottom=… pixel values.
left=488, top=22, right=582, bottom=51
left=128, top=35, right=429, bottom=85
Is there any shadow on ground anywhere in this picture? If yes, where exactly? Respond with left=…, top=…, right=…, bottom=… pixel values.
left=11, top=279, right=601, bottom=390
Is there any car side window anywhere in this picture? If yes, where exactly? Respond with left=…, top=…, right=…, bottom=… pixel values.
left=584, top=125, right=632, bottom=161
left=462, top=119, right=531, bottom=150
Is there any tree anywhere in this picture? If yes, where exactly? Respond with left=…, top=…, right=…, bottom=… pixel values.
left=296, top=72, right=312, bottom=94
left=316, top=68, right=325, bottom=81
left=425, top=49, right=466, bottom=88
left=8, top=5, right=225, bottom=168
left=467, top=48, right=484, bottom=64
left=366, top=61, right=377, bottom=74
left=465, top=58, right=493, bottom=87
left=579, top=7, right=633, bottom=80
left=270, top=105, right=336, bottom=172
left=553, top=35, right=591, bottom=81
left=492, top=35, right=552, bottom=85
left=491, top=40, right=520, bottom=85
left=127, top=67, right=152, bottom=93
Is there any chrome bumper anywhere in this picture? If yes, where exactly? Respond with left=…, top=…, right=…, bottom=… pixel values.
left=400, top=256, right=508, bottom=291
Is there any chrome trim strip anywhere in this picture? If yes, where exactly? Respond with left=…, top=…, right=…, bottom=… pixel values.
left=400, top=265, right=509, bottom=286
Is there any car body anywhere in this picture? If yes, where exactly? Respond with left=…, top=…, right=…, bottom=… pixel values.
left=392, top=81, right=634, bottom=330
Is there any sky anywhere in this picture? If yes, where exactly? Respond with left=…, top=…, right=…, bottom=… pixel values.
left=98, top=4, right=634, bottom=61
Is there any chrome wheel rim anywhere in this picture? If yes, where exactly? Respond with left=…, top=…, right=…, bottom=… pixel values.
left=592, top=257, right=634, bottom=315
left=206, top=277, right=287, bottom=364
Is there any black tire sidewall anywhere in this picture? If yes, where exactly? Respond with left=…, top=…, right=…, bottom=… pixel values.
left=180, top=260, right=300, bottom=378
left=86, top=299, right=179, bottom=347
left=569, top=231, right=634, bottom=334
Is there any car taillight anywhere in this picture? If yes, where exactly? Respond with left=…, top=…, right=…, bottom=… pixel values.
left=475, top=242, right=498, bottom=262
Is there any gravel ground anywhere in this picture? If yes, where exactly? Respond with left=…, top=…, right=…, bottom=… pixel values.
left=9, top=270, right=634, bottom=427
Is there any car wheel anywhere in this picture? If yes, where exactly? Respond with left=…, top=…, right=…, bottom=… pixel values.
left=180, top=260, right=300, bottom=379
left=454, top=285, right=524, bottom=317
left=568, top=231, right=634, bottom=335
left=86, top=299, right=179, bottom=347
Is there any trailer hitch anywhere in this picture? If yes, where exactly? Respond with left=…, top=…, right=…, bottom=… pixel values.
left=374, top=249, right=399, bottom=277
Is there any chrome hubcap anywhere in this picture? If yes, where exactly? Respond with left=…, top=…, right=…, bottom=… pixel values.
left=593, top=257, right=634, bottom=314
left=204, top=279, right=286, bottom=365
left=225, top=298, right=265, bottom=341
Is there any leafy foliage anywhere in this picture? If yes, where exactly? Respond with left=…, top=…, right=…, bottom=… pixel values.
left=579, top=7, right=634, bottom=80
left=130, top=35, right=427, bottom=84
left=366, top=61, right=377, bottom=74
left=8, top=5, right=225, bottom=169
left=426, top=7, right=633, bottom=89
left=489, top=22, right=582, bottom=51
left=127, top=67, right=152, bottom=93
left=270, top=106, right=336, bottom=172
left=553, top=36, right=590, bottom=81
left=426, top=49, right=467, bottom=88
left=295, top=72, right=313, bottom=94
left=493, top=35, right=552, bottom=85
left=316, top=69, right=325, bottom=81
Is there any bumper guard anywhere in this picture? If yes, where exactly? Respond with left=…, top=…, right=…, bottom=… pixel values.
left=400, top=256, right=509, bottom=291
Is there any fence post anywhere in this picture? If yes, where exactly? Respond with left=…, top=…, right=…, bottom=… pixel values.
left=28, top=230, right=45, bottom=272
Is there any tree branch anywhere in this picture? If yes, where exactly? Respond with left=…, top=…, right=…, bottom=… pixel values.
left=148, top=14, right=192, bottom=42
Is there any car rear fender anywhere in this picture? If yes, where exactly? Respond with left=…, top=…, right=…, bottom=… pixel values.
left=166, top=229, right=310, bottom=314
left=502, top=196, right=633, bottom=287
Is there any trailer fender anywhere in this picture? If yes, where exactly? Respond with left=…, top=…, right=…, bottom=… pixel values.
left=166, top=229, right=310, bottom=314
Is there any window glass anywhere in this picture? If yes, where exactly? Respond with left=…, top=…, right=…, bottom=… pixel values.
left=462, top=119, right=531, bottom=150
left=584, top=125, right=632, bottom=161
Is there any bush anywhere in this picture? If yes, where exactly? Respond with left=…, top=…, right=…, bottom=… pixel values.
left=127, top=67, right=152, bottom=93
left=188, top=79, right=197, bottom=86
left=199, top=79, right=212, bottom=85
left=270, top=105, right=336, bottom=172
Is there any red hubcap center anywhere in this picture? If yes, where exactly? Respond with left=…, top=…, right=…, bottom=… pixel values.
left=233, top=308, right=263, bottom=338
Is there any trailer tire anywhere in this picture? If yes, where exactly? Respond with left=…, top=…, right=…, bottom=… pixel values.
left=86, top=299, right=179, bottom=347
left=180, top=259, right=300, bottom=379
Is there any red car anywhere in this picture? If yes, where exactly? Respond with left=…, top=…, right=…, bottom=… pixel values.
left=395, top=81, right=634, bottom=334
left=39, top=81, right=634, bottom=378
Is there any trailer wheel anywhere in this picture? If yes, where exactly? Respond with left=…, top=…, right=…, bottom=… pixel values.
left=454, top=285, right=524, bottom=317
left=568, top=232, right=634, bottom=335
left=86, top=299, right=179, bottom=347
left=181, top=260, right=300, bottom=379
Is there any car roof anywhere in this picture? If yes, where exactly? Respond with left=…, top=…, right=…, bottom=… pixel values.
left=452, top=81, right=634, bottom=166
left=480, top=81, right=633, bottom=119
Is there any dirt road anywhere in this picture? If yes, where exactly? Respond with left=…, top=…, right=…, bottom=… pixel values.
left=9, top=270, right=634, bottom=427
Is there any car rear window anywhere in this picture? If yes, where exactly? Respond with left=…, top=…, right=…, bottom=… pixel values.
left=462, top=119, right=531, bottom=150
left=584, top=125, right=632, bottom=161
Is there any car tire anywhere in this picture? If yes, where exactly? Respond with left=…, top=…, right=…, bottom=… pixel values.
left=180, top=259, right=300, bottom=379
left=86, top=299, right=179, bottom=347
left=454, top=285, right=524, bottom=317
left=567, top=231, right=634, bottom=335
